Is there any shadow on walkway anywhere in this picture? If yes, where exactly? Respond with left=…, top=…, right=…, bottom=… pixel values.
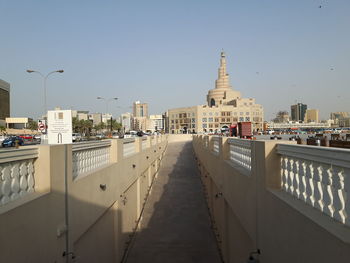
left=124, top=140, right=222, bottom=263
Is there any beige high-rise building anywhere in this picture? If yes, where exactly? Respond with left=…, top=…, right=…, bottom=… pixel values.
left=0, top=79, right=10, bottom=127
left=167, top=52, right=264, bottom=134
left=304, top=109, right=319, bottom=123
left=133, top=101, right=148, bottom=117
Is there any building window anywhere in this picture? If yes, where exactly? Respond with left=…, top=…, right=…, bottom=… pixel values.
left=246, top=112, right=250, bottom=115
left=215, top=124, right=219, bottom=128
left=202, top=124, right=207, bottom=128
left=226, top=118, right=231, bottom=122
left=171, top=120, right=174, bottom=123
left=175, top=120, right=178, bottom=123
left=202, top=118, right=207, bottom=122
left=203, top=112, right=207, bottom=116
left=209, top=112, right=213, bottom=116
left=208, top=117, right=213, bottom=122
left=227, top=112, right=231, bottom=116
left=233, top=112, right=237, bottom=116
left=214, top=118, right=219, bottom=122
left=209, top=124, right=213, bottom=128
left=239, top=117, right=244, bottom=121
left=240, top=112, right=243, bottom=115
left=221, top=112, right=226, bottom=116
left=171, top=125, right=174, bottom=129
left=192, top=118, right=195, bottom=123
left=192, top=124, right=195, bottom=128
left=246, top=117, right=250, bottom=121
left=215, top=112, right=219, bottom=116
left=232, top=117, right=237, bottom=122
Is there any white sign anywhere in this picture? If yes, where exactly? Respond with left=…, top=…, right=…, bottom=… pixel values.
left=47, top=110, right=73, bottom=144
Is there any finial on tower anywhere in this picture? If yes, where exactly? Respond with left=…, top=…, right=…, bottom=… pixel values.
left=221, top=49, right=225, bottom=58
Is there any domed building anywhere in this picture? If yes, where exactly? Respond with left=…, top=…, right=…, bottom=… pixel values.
left=167, top=52, right=264, bottom=134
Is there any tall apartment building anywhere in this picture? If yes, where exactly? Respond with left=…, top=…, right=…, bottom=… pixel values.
left=132, top=101, right=149, bottom=131
left=304, top=109, right=319, bottom=123
left=119, top=112, right=133, bottom=132
left=291, top=103, right=307, bottom=122
left=167, top=52, right=264, bottom=134
left=0, top=79, right=10, bottom=127
left=133, top=101, right=148, bottom=117
left=149, top=114, right=164, bottom=132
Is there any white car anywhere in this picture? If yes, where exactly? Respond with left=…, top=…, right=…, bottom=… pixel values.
left=72, top=133, right=82, bottom=142
left=0, top=135, right=8, bottom=145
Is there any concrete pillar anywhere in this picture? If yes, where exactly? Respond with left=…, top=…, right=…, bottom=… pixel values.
left=116, top=139, right=124, bottom=162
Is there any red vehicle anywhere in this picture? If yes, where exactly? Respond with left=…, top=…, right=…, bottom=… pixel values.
left=19, top=134, right=33, bottom=140
left=230, top=122, right=252, bottom=138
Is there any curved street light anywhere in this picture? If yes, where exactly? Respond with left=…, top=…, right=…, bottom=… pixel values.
left=96, top=97, right=118, bottom=114
left=26, top=69, right=64, bottom=116
left=97, top=97, right=118, bottom=136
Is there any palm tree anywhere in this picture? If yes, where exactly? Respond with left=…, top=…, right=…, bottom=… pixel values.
left=27, top=120, right=38, bottom=131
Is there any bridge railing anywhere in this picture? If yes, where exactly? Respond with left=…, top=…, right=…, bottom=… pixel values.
left=277, top=144, right=350, bottom=226
left=192, top=134, right=350, bottom=262
left=0, top=134, right=168, bottom=262
left=0, top=147, right=38, bottom=208
left=72, top=140, right=111, bottom=180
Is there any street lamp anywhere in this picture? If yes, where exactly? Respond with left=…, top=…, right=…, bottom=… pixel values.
left=97, top=97, right=118, bottom=135
left=96, top=97, right=118, bottom=114
left=26, top=69, right=64, bottom=116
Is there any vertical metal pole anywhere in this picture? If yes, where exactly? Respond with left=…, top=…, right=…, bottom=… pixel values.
left=44, top=76, right=47, bottom=116
left=64, top=145, right=70, bottom=263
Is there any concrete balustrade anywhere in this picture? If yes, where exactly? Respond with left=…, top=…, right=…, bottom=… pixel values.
left=0, top=135, right=168, bottom=263
left=193, top=135, right=350, bottom=263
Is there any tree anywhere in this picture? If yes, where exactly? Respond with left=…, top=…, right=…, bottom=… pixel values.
left=27, top=120, right=38, bottom=131
left=72, top=117, right=81, bottom=133
left=94, top=122, right=106, bottom=133
left=79, top=119, right=92, bottom=137
left=107, top=119, right=122, bottom=132
left=0, top=125, right=5, bottom=134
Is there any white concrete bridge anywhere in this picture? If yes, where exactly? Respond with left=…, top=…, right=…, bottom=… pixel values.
left=0, top=134, right=349, bottom=262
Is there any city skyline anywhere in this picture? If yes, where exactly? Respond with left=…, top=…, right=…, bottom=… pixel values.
left=1, top=1, right=349, bottom=120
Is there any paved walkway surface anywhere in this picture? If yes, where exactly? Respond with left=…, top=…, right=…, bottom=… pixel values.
left=125, top=140, right=222, bottom=263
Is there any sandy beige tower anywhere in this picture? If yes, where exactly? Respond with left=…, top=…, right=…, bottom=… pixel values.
left=207, top=51, right=241, bottom=107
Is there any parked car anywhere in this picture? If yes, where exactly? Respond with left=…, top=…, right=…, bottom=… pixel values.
left=72, top=133, right=82, bottom=142
left=96, top=134, right=106, bottom=139
left=0, top=135, right=8, bottom=145
left=19, top=134, right=33, bottom=140
left=2, top=136, right=24, bottom=147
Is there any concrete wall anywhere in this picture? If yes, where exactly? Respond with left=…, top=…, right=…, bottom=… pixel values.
left=0, top=136, right=167, bottom=263
left=193, top=135, right=350, bottom=263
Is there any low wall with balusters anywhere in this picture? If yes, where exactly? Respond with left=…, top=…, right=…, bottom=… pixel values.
left=193, top=135, right=350, bottom=263
left=0, top=135, right=168, bottom=263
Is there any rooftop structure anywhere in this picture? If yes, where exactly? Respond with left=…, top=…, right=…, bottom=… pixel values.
left=0, top=79, right=10, bottom=126
left=168, top=52, right=264, bottom=134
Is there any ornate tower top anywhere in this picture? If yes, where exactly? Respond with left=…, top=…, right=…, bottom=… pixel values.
left=206, top=51, right=241, bottom=107
left=216, top=51, right=230, bottom=90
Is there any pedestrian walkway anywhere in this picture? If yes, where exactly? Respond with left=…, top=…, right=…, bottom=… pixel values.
left=125, top=139, right=222, bottom=263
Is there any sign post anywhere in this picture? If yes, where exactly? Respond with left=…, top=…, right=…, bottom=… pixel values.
left=47, top=110, right=73, bottom=145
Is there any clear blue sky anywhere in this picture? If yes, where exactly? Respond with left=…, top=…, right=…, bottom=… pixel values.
left=1, top=0, right=349, bottom=120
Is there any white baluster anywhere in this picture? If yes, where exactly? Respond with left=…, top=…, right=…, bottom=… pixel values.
left=292, top=159, right=300, bottom=198
left=313, top=163, right=324, bottom=211
left=305, top=161, right=315, bottom=206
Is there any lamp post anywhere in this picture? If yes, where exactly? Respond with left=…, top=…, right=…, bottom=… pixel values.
left=26, top=69, right=64, bottom=116
left=97, top=97, right=118, bottom=135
